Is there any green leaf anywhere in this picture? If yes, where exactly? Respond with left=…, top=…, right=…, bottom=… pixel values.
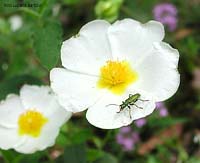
left=56, top=131, right=69, bottom=147
left=71, top=129, right=92, bottom=144
left=0, top=0, right=18, bottom=14
left=0, top=75, right=42, bottom=100
left=187, top=157, right=200, bottom=163
left=1, top=150, right=17, bottom=163
left=94, top=153, right=118, bottom=163
left=33, top=20, right=62, bottom=70
left=23, top=0, right=42, bottom=11
left=87, top=149, right=104, bottom=163
left=0, top=18, right=10, bottom=34
left=19, top=151, right=46, bottom=163
left=147, top=155, right=160, bottom=163
left=63, top=0, right=81, bottom=5
left=56, top=144, right=87, bottom=163
left=39, top=0, right=56, bottom=17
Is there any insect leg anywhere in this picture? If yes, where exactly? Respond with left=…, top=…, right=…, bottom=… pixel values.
left=106, top=104, right=122, bottom=113
left=128, top=105, right=132, bottom=119
left=133, top=104, right=143, bottom=109
left=138, top=99, right=149, bottom=102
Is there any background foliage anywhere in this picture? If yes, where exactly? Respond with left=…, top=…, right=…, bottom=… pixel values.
left=0, top=0, right=200, bottom=162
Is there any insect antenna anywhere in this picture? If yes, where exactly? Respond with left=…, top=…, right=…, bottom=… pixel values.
left=106, top=104, right=119, bottom=107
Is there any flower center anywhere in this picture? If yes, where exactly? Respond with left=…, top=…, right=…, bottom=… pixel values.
left=97, top=60, right=138, bottom=94
left=18, top=110, right=48, bottom=138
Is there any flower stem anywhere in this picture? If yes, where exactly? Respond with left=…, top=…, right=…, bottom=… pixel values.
left=101, top=130, right=113, bottom=149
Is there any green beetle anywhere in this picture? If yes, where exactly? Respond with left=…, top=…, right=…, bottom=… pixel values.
left=107, top=93, right=149, bottom=118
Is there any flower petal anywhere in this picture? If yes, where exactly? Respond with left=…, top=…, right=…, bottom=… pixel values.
left=0, top=94, right=24, bottom=128
left=50, top=68, right=104, bottom=112
left=0, top=128, right=22, bottom=150
left=15, top=107, right=71, bottom=154
left=61, top=20, right=112, bottom=75
left=86, top=91, right=155, bottom=129
left=19, top=85, right=65, bottom=116
left=133, top=42, right=180, bottom=101
left=108, top=19, right=164, bottom=63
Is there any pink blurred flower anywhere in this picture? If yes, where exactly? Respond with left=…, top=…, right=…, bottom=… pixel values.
left=135, top=118, right=146, bottom=128
left=153, top=3, right=178, bottom=31
left=159, top=108, right=168, bottom=117
left=116, top=126, right=139, bottom=151
left=120, top=126, right=131, bottom=133
left=156, top=102, right=168, bottom=117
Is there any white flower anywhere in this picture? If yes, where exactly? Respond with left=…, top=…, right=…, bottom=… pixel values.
left=9, top=15, right=23, bottom=31
left=50, top=19, right=180, bottom=129
left=0, top=85, right=72, bottom=154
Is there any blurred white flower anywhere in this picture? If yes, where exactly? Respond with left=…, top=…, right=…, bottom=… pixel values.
left=50, top=19, right=180, bottom=129
left=194, top=134, right=200, bottom=144
left=0, top=85, right=71, bottom=154
left=9, top=15, right=23, bottom=31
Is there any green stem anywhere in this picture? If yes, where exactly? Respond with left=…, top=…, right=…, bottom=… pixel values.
left=101, top=130, right=113, bottom=149
left=19, top=7, right=41, bottom=18
left=118, top=151, right=124, bottom=162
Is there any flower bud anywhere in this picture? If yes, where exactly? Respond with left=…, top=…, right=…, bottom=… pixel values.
left=95, top=0, right=123, bottom=22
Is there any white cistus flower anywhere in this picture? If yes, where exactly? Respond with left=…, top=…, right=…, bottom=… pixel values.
left=50, top=19, right=180, bottom=129
left=9, top=15, right=23, bottom=31
left=0, top=85, right=72, bottom=154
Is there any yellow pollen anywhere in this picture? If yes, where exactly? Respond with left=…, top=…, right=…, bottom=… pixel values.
left=18, top=110, right=48, bottom=138
left=97, top=60, right=138, bottom=94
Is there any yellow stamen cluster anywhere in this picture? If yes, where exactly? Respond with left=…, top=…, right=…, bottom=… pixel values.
left=18, top=110, right=48, bottom=138
left=97, top=60, right=138, bottom=94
